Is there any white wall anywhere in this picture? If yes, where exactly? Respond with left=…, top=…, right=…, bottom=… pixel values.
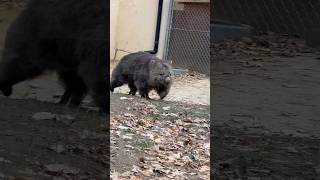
left=110, top=0, right=119, bottom=60
left=110, top=0, right=171, bottom=60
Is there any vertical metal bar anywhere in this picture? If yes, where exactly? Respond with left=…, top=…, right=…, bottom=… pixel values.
left=162, top=0, right=174, bottom=62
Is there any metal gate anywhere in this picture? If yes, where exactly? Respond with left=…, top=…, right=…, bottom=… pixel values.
left=165, top=1, right=210, bottom=75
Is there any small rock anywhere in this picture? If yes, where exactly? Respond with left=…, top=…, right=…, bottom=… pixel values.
left=222, top=70, right=234, bottom=75
left=247, top=177, right=261, bottom=180
left=5, top=130, right=14, bottom=136
left=120, top=97, right=133, bottom=100
left=122, top=135, right=133, bottom=140
left=282, top=83, right=298, bottom=88
left=124, top=145, right=134, bottom=149
left=11, top=177, right=32, bottom=180
left=0, top=157, right=12, bottom=164
left=241, top=37, right=253, bottom=44
left=243, top=61, right=263, bottom=67
left=62, top=114, right=75, bottom=120
left=49, top=144, right=65, bottom=153
left=118, top=125, right=129, bottom=130
left=285, top=146, right=299, bottom=153
left=124, top=113, right=134, bottom=117
left=32, top=112, right=56, bottom=120
left=188, top=150, right=199, bottom=161
left=162, top=106, right=171, bottom=111
left=139, top=157, right=146, bottom=163
left=29, top=85, right=39, bottom=89
left=44, top=164, right=79, bottom=175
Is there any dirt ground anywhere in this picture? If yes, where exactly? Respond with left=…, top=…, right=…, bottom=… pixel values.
left=110, top=93, right=210, bottom=179
left=0, top=4, right=210, bottom=179
left=212, top=34, right=320, bottom=179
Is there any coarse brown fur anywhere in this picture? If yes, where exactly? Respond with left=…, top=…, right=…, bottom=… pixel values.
left=110, top=52, right=173, bottom=99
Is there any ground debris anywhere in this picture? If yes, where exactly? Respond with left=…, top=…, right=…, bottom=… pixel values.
left=111, top=96, right=209, bottom=179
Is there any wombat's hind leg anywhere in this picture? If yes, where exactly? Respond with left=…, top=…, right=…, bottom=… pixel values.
left=58, top=89, right=71, bottom=105
left=128, top=83, right=137, bottom=96
left=91, top=83, right=108, bottom=115
left=78, top=62, right=108, bottom=115
left=140, top=90, right=150, bottom=99
left=135, top=81, right=150, bottom=99
left=58, top=70, right=88, bottom=107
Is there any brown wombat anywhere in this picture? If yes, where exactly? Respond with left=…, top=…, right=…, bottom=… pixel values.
left=110, top=52, right=173, bottom=99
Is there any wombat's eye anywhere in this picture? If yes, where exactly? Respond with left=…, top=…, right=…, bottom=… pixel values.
left=159, top=73, right=164, bottom=75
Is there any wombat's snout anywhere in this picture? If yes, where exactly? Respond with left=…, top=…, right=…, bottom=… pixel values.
left=165, top=76, right=171, bottom=83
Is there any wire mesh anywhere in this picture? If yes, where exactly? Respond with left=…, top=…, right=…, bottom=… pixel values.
left=212, top=0, right=320, bottom=38
left=167, top=2, right=210, bottom=75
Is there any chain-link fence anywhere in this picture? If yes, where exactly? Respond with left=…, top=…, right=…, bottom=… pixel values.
left=212, top=0, right=320, bottom=38
left=166, top=2, right=210, bottom=75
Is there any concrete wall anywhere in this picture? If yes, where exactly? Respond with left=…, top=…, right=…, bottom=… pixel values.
left=110, top=0, right=119, bottom=60
left=110, top=0, right=171, bottom=60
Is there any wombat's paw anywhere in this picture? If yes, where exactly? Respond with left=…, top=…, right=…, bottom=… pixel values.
left=57, top=97, right=69, bottom=105
left=0, top=86, right=12, bottom=97
left=128, top=90, right=136, bottom=96
left=141, top=94, right=151, bottom=100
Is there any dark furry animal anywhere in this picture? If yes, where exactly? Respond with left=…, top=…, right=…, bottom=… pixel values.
left=0, top=0, right=108, bottom=115
left=110, top=52, right=173, bottom=99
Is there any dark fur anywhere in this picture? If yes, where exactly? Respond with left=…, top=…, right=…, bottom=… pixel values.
left=0, top=0, right=108, bottom=115
left=110, top=52, right=173, bottom=99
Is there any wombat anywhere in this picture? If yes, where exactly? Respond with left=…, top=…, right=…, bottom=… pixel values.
left=0, top=0, right=108, bottom=115
left=110, top=52, right=173, bottom=99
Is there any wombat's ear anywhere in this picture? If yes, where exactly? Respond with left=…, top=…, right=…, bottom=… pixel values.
left=150, top=59, right=157, bottom=64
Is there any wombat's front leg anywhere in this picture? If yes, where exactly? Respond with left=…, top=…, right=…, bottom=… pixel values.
left=158, top=88, right=169, bottom=100
left=128, top=83, right=137, bottom=96
left=141, top=93, right=151, bottom=99
left=0, top=84, right=12, bottom=97
left=139, top=89, right=151, bottom=99
left=57, top=70, right=88, bottom=107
